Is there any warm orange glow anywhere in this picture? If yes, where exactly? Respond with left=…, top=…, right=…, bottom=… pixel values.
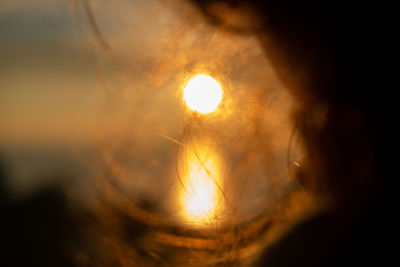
left=179, top=143, right=222, bottom=225
left=183, top=74, right=223, bottom=114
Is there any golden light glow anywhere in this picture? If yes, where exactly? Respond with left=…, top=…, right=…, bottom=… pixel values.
left=179, top=143, right=222, bottom=224
left=183, top=74, right=223, bottom=114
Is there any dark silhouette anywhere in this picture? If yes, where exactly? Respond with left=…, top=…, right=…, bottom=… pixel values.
left=0, top=156, right=76, bottom=266
left=190, top=0, right=397, bottom=266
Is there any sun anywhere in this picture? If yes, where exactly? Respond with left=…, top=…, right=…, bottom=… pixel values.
left=183, top=74, right=223, bottom=114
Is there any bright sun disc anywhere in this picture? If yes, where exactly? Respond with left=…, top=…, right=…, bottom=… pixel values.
left=183, top=74, right=223, bottom=114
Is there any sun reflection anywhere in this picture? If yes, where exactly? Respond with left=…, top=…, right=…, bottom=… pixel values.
left=183, top=74, right=223, bottom=114
left=179, top=143, right=223, bottom=225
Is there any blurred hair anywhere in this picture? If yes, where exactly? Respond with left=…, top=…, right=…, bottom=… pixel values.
left=73, top=0, right=395, bottom=266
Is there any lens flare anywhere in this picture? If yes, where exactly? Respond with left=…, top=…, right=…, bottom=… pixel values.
left=183, top=74, right=223, bottom=114
left=179, top=143, right=223, bottom=225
